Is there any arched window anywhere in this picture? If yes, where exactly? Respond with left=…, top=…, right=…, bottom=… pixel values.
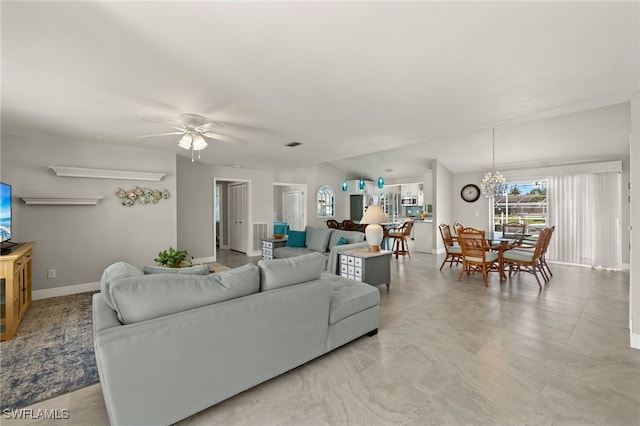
left=316, top=185, right=335, bottom=218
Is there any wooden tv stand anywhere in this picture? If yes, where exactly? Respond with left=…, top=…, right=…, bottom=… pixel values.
left=1, top=242, right=36, bottom=340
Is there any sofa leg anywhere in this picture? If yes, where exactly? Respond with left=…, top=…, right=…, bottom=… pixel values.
left=366, top=328, right=378, bottom=337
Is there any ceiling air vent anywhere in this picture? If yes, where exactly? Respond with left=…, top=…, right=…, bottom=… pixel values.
left=285, top=141, right=302, bottom=147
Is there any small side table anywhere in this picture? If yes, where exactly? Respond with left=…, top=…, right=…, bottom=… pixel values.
left=262, top=237, right=287, bottom=259
left=339, top=248, right=392, bottom=292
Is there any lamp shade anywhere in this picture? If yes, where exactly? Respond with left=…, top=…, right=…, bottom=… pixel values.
left=360, top=205, right=389, bottom=225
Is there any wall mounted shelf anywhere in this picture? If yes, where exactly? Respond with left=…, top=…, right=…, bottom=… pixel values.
left=49, top=165, right=166, bottom=181
left=20, top=196, right=104, bottom=205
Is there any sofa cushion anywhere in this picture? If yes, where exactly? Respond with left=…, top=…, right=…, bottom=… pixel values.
left=142, top=264, right=210, bottom=275
left=100, top=261, right=144, bottom=309
left=305, top=226, right=333, bottom=252
left=286, top=230, right=306, bottom=247
left=336, top=236, right=347, bottom=246
left=258, top=252, right=325, bottom=292
left=328, top=230, right=365, bottom=250
left=109, top=263, right=261, bottom=324
left=273, top=246, right=318, bottom=259
left=326, top=274, right=380, bottom=325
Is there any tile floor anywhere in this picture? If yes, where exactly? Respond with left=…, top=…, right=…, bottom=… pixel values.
left=4, top=250, right=639, bottom=425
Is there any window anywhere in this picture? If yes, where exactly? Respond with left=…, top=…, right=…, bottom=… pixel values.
left=492, top=180, right=547, bottom=234
left=316, top=185, right=335, bottom=218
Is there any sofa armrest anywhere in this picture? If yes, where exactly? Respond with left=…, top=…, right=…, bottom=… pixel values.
left=326, top=241, right=369, bottom=274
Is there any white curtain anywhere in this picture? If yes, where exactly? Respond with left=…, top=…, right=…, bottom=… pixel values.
left=547, top=172, right=621, bottom=269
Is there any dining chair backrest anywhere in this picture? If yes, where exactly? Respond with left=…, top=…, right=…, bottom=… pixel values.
left=503, top=222, right=526, bottom=235
left=457, top=228, right=488, bottom=259
left=439, top=224, right=455, bottom=247
left=401, top=221, right=414, bottom=236
left=538, top=226, right=554, bottom=256
left=326, top=219, right=339, bottom=229
left=453, top=222, right=464, bottom=235
left=342, top=219, right=356, bottom=231
left=528, top=227, right=551, bottom=259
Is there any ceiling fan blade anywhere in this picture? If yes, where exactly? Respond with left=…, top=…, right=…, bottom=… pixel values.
left=137, top=131, right=185, bottom=138
left=141, top=118, right=185, bottom=132
left=196, top=122, right=226, bottom=132
left=202, top=131, right=248, bottom=146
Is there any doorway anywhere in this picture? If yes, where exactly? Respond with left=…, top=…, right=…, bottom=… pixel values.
left=214, top=178, right=251, bottom=261
left=273, top=183, right=306, bottom=231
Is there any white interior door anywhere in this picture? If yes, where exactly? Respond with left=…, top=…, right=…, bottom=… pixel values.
left=283, top=190, right=304, bottom=231
left=229, top=183, right=248, bottom=253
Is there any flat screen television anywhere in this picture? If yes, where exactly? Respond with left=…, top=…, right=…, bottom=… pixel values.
left=1, top=182, right=12, bottom=243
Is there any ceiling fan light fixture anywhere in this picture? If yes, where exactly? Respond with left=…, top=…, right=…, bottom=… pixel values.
left=178, top=133, right=193, bottom=150
left=192, top=134, right=207, bottom=151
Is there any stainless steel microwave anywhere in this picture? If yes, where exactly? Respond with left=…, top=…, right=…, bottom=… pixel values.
left=401, top=197, right=417, bottom=206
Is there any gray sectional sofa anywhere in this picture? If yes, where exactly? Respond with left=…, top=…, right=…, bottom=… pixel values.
left=93, top=253, right=380, bottom=425
left=273, top=225, right=368, bottom=274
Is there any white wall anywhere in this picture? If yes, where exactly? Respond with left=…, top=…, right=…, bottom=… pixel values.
left=275, top=162, right=345, bottom=228
left=1, top=134, right=177, bottom=291
left=432, top=160, right=453, bottom=253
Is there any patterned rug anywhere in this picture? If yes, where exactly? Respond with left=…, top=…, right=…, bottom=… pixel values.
left=0, top=291, right=99, bottom=411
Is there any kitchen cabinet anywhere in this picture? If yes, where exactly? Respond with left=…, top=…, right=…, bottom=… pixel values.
left=400, top=184, right=419, bottom=197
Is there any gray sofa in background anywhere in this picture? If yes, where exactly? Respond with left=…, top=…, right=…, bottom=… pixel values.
left=93, top=253, right=380, bottom=425
left=273, top=225, right=367, bottom=274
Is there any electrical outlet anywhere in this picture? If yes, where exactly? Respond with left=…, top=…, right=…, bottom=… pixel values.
left=47, top=269, right=56, bottom=279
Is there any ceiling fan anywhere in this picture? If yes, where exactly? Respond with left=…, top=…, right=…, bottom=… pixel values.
left=138, top=113, right=248, bottom=161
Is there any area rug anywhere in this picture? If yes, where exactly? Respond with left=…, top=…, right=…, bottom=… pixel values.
left=0, top=291, right=99, bottom=411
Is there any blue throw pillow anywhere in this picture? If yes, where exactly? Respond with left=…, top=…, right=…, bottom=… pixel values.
left=336, top=236, right=348, bottom=246
left=286, top=231, right=307, bottom=247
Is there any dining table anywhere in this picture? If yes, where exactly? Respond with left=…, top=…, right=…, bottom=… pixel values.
left=484, top=232, right=532, bottom=280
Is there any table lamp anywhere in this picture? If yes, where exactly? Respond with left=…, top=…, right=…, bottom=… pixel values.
left=359, top=205, right=389, bottom=252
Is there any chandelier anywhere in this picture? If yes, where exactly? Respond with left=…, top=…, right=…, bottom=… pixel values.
left=481, top=129, right=507, bottom=198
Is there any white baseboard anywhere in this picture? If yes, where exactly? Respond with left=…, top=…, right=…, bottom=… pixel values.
left=32, top=281, right=100, bottom=300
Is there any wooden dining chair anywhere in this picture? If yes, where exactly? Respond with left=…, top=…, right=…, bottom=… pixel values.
left=502, top=227, right=551, bottom=288
left=342, top=219, right=357, bottom=231
left=509, top=225, right=555, bottom=282
left=326, top=219, right=339, bottom=229
left=388, top=221, right=413, bottom=259
left=502, top=222, right=526, bottom=235
left=457, top=228, right=500, bottom=287
left=438, top=224, right=462, bottom=270
left=538, top=225, right=555, bottom=279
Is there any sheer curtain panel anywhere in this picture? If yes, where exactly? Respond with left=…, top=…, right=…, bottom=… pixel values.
left=548, top=172, right=621, bottom=269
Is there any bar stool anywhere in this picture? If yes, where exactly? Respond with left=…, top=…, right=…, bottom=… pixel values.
left=388, top=221, right=413, bottom=258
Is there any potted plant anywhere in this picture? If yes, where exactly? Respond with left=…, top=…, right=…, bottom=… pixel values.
left=154, top=246, right=193, bottom=268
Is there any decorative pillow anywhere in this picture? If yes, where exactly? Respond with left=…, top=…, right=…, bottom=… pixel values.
left=143, top=264, right=210, bottom=275
left=328, top=230, right=365, bottom=250
left=286, top=230, right=307, bottom=247
left=110, top=263, right=261, bottom=324
left=258, top=252, right=325, bottom=291
left=336, top=236, right=348, bottom=246
left=100, top=261, right=144, bottom=309
left=305, top=226, right=332, bottom=252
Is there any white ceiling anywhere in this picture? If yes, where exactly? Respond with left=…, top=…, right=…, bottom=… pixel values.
left=2, top=1, right=638, bottom=179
